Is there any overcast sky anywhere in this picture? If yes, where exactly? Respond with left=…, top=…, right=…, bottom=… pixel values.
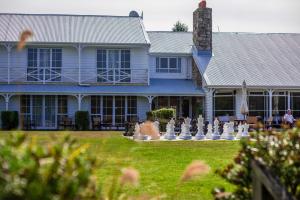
left=0, top=0, right=299, bottom=33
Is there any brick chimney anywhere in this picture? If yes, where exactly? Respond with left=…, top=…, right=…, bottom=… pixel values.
left=193, top=0, right=212, bottom=52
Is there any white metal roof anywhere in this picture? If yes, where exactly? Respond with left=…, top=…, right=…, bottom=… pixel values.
left=203, top=33, right=300, bottom=88
left=147, top=31, right=193, bottom=55
left=0, top=13, right=150, bottom=45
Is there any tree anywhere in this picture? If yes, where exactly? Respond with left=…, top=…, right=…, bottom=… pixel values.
left=172, top=21, right=189, bottom=32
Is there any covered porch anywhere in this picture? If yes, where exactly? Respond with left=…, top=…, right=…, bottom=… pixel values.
left=0, top=79, right=205, bottom=130
left=207, top=88, right=300, bottom=126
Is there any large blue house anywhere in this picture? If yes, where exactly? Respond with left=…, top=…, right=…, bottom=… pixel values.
left=0, top=1, right=300, bottom=129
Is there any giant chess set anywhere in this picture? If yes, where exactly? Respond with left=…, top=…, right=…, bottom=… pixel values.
left=131, top=115, right=250, bottom=141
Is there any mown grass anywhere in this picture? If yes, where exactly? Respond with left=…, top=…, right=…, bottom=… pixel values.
left=0, top=131, right=240, bottom=200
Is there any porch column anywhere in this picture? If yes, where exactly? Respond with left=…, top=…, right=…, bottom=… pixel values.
left=74, top=44, right=82, bottom=85
left=4, top=44, right=13, bottom=84
left=75, top=94, right=84, bottom=111
left=205, top=89, right=214, bottom=124
left=287, top=91, right=291, bottom=110
left=4, top=94, right=12, bottom=111
left=146, top=96, right=155, bottom=111
left=268, top=89, right=274, bottom=118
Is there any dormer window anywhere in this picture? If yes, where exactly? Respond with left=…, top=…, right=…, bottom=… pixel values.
left=156, top=57, right=181, bottom=73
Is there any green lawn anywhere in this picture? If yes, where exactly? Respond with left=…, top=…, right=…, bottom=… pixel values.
left=0, top=131, right=240, bottom=200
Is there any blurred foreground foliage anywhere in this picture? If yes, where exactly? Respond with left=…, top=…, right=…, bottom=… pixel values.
left=0, top=132, right=101, bottom=200
left=214, top=124, right=300, bottom=200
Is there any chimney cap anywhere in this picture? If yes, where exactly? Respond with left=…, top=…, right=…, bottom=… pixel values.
left=199, top=0, right=206, bottom=9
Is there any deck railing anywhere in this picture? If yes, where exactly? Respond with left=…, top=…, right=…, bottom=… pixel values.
left=0, top=66, right=149, bottom=85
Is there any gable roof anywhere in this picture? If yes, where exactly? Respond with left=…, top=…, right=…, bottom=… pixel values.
left=0, top=13, right=150, bottom=45
left=203, top=33, right=300, bottom=88
left=147, top=31, right=193, bottom=55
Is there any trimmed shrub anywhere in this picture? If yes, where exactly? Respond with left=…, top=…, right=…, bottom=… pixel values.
left=152, top=108, right=175, bottom=120
left=146, top=111, right=154, bottom=121
left=213, top=124, right=300, bottom=200
left=75, top=111, right=90, bottom=131
left=147, top=108, right=176, bottom=132
left=1, top=111, right=19, bottom=130
left=0, top=132, right=101, bottom=200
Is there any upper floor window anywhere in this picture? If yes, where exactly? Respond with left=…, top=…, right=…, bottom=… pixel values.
left=27, top=48, right=62, bottom=82
left=97, top=49, right=131, bottom=83
left=156, top=57, right=181, bottom=73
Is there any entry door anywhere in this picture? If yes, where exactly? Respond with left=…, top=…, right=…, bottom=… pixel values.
left=45, top=96, right=56, bottom=128
left=182, top=99, right=190, bottom=118
left=31, top=96, right=56, bottom=129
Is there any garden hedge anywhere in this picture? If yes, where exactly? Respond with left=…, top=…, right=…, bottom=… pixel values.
left=213, top=124, right=300, bottom=200
left=75, top=111, right=90, bottom=131
left=1, top=111, right=19, bottom=130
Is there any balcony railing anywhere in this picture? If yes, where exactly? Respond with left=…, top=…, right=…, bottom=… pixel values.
left=0, top=67, right=149, bottom=85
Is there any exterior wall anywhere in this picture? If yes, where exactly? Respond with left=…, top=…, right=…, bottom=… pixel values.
left=62, top=47, right=78, bottom=83
left=137, top=96, right=149, bottom=121
left=81, top=96, right=90, bottom=112
left=0, top=46, right=7, bottom=82
left=131, top=47, right=149, bottom=83
left=68, top=96, right=78, bottom=118
left=0, top=96, right=5, bottom=128
left=1, top=45, right=149, bottom=84
left=149, top=55, right=192, bottom=79
left=10, top=47, right=27, bottom=83
left=9, top=96, right=20, bottom=112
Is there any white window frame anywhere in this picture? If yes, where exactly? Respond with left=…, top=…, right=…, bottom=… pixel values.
left=27, top=48, right=62, bottom=82
left=96, top=49, right=131, bottom=83
left=156, top=57, right=182, bottom=73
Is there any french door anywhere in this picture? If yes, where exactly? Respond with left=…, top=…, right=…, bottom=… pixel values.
left=21, top=95, right=58, bottom=129
left=97, top=50, right=131, bottom=83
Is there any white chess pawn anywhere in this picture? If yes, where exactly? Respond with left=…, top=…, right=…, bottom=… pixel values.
left=242, top=123, right=249, bottom=137
left=236, top=123, right=243, bottom=139
left=206, top=124, right=213, bottom=139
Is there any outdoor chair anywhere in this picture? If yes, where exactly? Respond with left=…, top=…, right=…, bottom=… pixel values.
left=23, top=119, right=36, bottom=130
left=59, top=117, right=74, bottom=130
left=91, top=117, right=101, bottom=130
left=247, top=116, right=258, bottom=130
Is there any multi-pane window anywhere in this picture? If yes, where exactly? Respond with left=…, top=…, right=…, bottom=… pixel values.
left=91, top=96, right=102, bottom=118
left=248, top=92, right=269, bottom=119
left=90, top=96, right=137, bottom=125
left=20, top=95, right=31, bottom=124
left=214, top=92, right=235, bottom=117
left=272, top=92, right=288, bottom=117
left=127, top=96, right=137, bottom=122
left=291, top=93, right=300, bottom=118
left=156, top=57, right=181, bottom=73
left=27, top=48, right=62, bottom=82
left=103, top=96, right=113, bottom=124
left=97, top=49, right=131, bottom=83
left=57, top=96, right=68, bottom=122
left=115, top=96, right=125, bottom=125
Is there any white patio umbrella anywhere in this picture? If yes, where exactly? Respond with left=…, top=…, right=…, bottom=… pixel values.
left=240, top=80, right=249, bottom=120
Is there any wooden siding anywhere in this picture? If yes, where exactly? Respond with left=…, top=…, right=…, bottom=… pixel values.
left=0, top=45, right=149, bottom=84
left=149, top=55, right=192, bottom=79
left=67, top=96, right=78, bottom=118
left=0, top=96, right=5, bottom=128
left=0, top=46, right=7, bottom=82
left=137, top=96, right=149, bottom=121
